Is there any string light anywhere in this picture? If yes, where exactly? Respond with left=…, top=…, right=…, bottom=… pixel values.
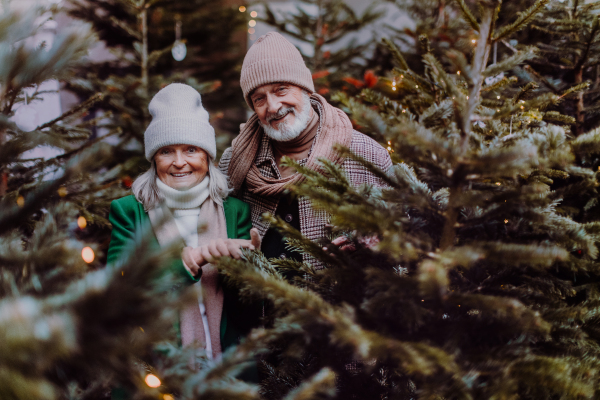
left=248, top=20, right=256, bottom=27
left=77, top=216, right=87, bottom=229
left=16, top=196, right=24, bottom=207
left=81, top=247, right=95, bottom=263
left=250, top=11, right=257, bottom=17
left=466, top=96, right=469, bottom=99
left=497, top=96, right=500, bottom=99
left=471, top=39, right=476, bottom=44
left=57, top=187, right=67, bottom=197
left=504, top=219, right=509, bottom=224
left=145, top=374, right=161, bottom=388
left=239, top=6, right=246, bottom=12
left=248, top=28, right=255, bottom=34
left=457, top=71, right=460, bottom=75
left=495, top=182, right=501, bottom=186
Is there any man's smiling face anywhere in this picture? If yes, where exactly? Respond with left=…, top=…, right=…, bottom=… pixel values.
left=250, top=83, right=312, bottom=142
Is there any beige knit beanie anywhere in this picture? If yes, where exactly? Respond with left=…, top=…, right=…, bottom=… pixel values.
left=240, top=31, right=315, bottom=109
left=144, top=83, right=216, bottom=161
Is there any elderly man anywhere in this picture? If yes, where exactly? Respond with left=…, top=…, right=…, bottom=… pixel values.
left=219, top=32, right=392, bottom=265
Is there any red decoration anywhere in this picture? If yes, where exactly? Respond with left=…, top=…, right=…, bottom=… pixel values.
left=364, top=70, right=378, bottom=88
left=312, top=70, right=330, bottom=80
left=122, top=176, right=133, bottom=188
left=318, top=88, right=330, bottom=95
left=342, top=77, right=364, bottom=88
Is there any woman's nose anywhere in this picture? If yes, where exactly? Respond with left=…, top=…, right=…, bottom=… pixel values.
left=173, top=151, right=186, bottom=167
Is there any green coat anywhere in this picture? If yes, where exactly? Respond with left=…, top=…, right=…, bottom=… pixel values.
left=107, top=194, right=258, bottom=351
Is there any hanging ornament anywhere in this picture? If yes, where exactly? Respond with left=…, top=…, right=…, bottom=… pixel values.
left=171, top=17, right=187, bottom=61
left=12, top=92, right=39, bottom=132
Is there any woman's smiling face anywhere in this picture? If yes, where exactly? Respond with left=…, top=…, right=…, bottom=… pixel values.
left=154, top=144, right=209, bottom=189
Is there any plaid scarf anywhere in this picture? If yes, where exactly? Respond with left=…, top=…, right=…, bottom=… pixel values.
left=228, top=93, right=353, bottom=197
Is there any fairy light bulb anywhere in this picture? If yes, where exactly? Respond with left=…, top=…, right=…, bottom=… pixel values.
left=239, top=6, right=246, bottom=12
left=77, top=216, right=87, bottom=229
left=145, top=374, right=161, bottom=388
left=250, top=11, right=257, bottom=17
left=82, top=247, right=95, bottom=263
left=249, top=20, right=256, bottom=27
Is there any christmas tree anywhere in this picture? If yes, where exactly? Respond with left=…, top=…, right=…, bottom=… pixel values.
left=258, top=0, right=383, bottom=96
left=65, top=0, right=247, bottom=167
left=0, top=4, right=259, bottom=399
left=214, top=0, right=600, bottom=398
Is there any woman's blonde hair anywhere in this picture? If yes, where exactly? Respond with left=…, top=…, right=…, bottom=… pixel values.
left=131, top=158, right=230, bottom=211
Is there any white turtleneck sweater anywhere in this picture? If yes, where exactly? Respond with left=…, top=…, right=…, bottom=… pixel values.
left=156, top=177, right=210, bottom=247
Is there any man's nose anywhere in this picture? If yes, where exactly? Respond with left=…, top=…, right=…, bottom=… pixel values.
left=265, top=93, right=282, bottom=114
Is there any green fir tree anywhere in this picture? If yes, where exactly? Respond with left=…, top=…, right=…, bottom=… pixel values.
left=258, top=0, right=383, bottom=96
left=65, top=0, right=247, bottom=170
left=0, top=4, right=260, bottom=399
left=214, top=0, right=600, bottom=399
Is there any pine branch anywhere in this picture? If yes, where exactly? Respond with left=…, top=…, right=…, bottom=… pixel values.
left=35, top=93, right=104, bottom=131
left=493, top=0, right=551, bottom=41
left=453, top=0, right=480, bottom=31
left=382, top=38, right=410, bottom=71
left=282, top=368, right=336, bottom=400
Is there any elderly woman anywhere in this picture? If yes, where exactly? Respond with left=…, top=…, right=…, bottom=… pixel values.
left=107, top=83, right=259, bottom=360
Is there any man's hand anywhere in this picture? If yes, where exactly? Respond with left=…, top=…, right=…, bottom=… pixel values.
left=181, top=228, right=261, bottom=277
left=323, top=233, right=380, bottom=254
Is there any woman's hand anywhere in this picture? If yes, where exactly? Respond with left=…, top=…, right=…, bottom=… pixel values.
left=181, top=228, right=261, bottom=276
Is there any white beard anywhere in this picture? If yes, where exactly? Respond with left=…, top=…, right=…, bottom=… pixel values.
left=260, top=93, right=312, bottom=142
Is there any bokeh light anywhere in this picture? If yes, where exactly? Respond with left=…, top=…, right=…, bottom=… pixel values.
left=239, top=6, right=246, bottom=12
left=145, top=374, right=161, bottom=388
left=77, top=216, right=87, bottom=229
left=81, top=247, right=95, bottom=263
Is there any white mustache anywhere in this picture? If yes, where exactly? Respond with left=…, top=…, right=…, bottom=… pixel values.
left=266, top=107, right=295, bottom=123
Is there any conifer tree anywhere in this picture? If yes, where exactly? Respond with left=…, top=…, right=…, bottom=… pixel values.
left=258, top=0, right=383, bottom=96
left=214, top=0, right=600, bottom=398
left=0, top=4, right=259, bottom=399
left=65, top=0, right=247, bottom=171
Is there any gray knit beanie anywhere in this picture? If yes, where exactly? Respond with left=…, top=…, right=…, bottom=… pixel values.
left=240, top=32, right=315, bottom=109
left=144, top=83, right=216, bottom=161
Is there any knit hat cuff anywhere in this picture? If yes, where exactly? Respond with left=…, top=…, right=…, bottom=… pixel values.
left=145, top=117, right=216, bottom=160
left=241, top=58, right=315, bottom=108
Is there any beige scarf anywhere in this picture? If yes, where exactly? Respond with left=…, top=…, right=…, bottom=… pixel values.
left=148, top=198, right=227, bottom=359
left=228, top=93, right=353, bottom=197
